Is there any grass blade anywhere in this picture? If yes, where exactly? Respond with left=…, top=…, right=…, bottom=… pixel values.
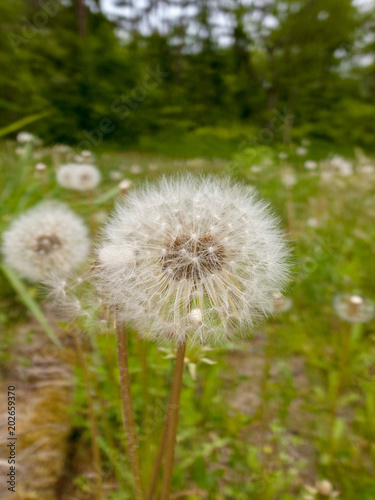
left=1, top=264, right=61, bottom=347
left=0, top=111, right=51, bottom=138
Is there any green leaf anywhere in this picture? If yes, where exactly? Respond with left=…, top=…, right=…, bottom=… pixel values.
left=93, top=186, right=121, bottom=205
left=1, top=264, right=61, bottom=347
left=0, top=111, right=52, bottom=138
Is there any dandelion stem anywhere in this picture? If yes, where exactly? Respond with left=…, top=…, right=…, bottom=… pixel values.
left=160, top=342, right=186, bottom=500
left=329, top=322, right=355, bottom=455
left=146, top=400, right=170, bottom=500
left=73, top=329, right=103, bottom=500
left=115, top=323, right=145, bottom=500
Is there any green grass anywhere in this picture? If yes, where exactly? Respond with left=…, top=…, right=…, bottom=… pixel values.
left=0, top=138, right=375, bottom=499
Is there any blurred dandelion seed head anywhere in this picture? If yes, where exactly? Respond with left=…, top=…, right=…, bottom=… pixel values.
left=333, top=294, right=375, bottom=323
left=96, top=175, right=290, bottom=345
left=35, top=162, right=47, bottom=172
left=118, top=179, right=132, bottom=192
left=304, top=479, right=340, bottom=499
left=56, top=163, right=101, bottom=191
left=281, top=172, right=297, bottom=188
left=2, top=202, right=90, bottom=282
left=16, top=131, right=35, bottom=144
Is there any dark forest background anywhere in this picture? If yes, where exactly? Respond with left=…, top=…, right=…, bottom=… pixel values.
left=1, top=0, right=375, bottom=152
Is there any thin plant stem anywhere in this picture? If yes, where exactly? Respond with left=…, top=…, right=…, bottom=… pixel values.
left=328, top=322, right=357, bottom=455
left=160, top=342, right=186, bottom=500
left=146, top=399, right=170, bottom=500
left=115, top=323, right=145, bottom=500
left=286, top=187, right=295, bottom=234
left=73, top=329, right=103, bottom=500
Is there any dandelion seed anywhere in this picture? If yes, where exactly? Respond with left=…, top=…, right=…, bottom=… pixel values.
left=56, top=163, right=101, bottom=191
left=333, top=294, right=375, bottom=323
left=271, top=292, right=293, bottom=313
left=97, top=175, right=290, bottom=345
left=2, top=202, right=90, bottom=282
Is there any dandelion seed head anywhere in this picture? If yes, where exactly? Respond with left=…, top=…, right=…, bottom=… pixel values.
left=56, top=163, right=101, bottom=191
left=296, top=147, right=308, bottom=156
left=35, top=162, right=47, bottom=172
left=119, top=179, right=132, bottom=192
left=304, top=160, right=318, bottom=170
left=282, top=172, right=297, bottom=188
left=333, top=293, right=374, bottom=323
left=97, top=175, right=290, bottom=345
left=2, top=202, right=90, bottom=282
left=16, top=131, right=35, bottom=144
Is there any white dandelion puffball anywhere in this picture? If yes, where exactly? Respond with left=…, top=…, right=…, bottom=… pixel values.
left=16, top=131, right=35, bottom=144
left=304, top=160, right=318, bottom=170
left=296, top=147, right=308, bottom=156
left=2, top=202, right=90, bottom=282
left=333, top=294, right=375, bottom=323
left=56, top=163, right=101, bottom=191
left=97, top=175, right=290, bottom=345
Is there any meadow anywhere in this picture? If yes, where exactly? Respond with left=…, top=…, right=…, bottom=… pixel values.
left=1, top=133, right=374, bottom=500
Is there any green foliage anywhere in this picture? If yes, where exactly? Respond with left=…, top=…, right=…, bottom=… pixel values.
left=1, top=138, right=375, bottom=498
left=0, top=0, right=375, bottom=150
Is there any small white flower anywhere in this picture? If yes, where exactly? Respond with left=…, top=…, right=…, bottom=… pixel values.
left=16, top=131, right=35, bottom=144
left=56, top=163, right=101, bottom=191
left=304, top=160, right=318, bottom=170
left=251, top=165, right=262, bottom=173
left=97, top=175, right=290, bottom=345
left=2, top=202, right=90, bottom=282
left=278, top=152, right=289, bottom=160
left=296, top=147, right=308, bottom=156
